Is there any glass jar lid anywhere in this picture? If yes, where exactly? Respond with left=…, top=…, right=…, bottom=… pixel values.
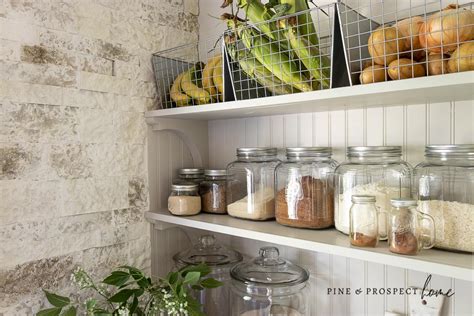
left=173, top=235, right=242, bottom=266
left=178, top=168, right=204, bottom=175
left=171, top=184, right=199, bottom=191
left=425, top=144, right=474, bottom=158
left=347, top=146, right=402, bottom=157
left=286, top=147, right=332, bottom=158
left=391, top=198, right=418, bottom=208
left=351, top=195, right=376, bottom=203
left=237, top=147, right=277, bottom=158
left=204, top=169, right=227, bottom=177
left=230, top=247, right=309, bottom=286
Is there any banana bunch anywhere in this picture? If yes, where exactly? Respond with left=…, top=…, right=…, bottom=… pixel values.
left=170, top=56, right=223, bottom=107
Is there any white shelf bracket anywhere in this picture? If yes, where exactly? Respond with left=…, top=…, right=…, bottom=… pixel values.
left=153, top=221, right=179, bottom=231
left=146, top=117, right=209, bottom=168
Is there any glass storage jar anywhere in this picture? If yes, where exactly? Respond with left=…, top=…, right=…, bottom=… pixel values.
left=176, top=168, right=204, bottom=184
left=200, top=169, right=227, bottom=214
left=174, top=235, right=243, bottom=316
left=349, top=195, right=387, bottom=247
left=226, top=148, right=280, bottom=220
left=415, top=145, right=474, bottom=252
left=334, top=146, right=412, bottom=236
left=275, top=147, right=337, bottom=229
left=388, top=199, right=435, bottom=255
left=168, top=184, right=201, bottom=216
left=230, top=247, right=309, bottom=316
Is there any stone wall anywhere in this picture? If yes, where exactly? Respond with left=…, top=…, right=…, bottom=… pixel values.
left=0, top=0, right=198, bottom=314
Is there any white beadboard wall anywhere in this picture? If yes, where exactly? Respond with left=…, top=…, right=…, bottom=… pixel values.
left=150, top=100, right=474, bottom=316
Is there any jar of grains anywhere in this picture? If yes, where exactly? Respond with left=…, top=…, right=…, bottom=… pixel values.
left=176, top=168, right=204, bottom=184
left=275, top=147, right=337, bottom=229
left=168, top=184, right=201, bottom=216
left=334, top=146, right=412, bottom=236
left=415, top=145, right=474, bottom=252
left=200, top=169, right=227, bottom=214
left=226, top=148, right=280, bottom=220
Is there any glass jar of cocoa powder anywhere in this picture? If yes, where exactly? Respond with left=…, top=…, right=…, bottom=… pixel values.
left=200, top=169, right=227, bottom=214
left=275, top=147, right=338, bottom=229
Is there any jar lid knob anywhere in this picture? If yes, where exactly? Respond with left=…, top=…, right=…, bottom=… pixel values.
left=199, top=235, right=216, bottom=247
left=259, top=246, right=280, bottom=259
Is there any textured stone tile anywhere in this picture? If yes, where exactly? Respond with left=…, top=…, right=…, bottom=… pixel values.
left=86, top=143, right=128, bottom=177
left=77, top=108, right=115, bottom=143
left=0, top=39, right=20, bottom=61
left=77, top=16, right=111, bottom=40
left=114, top=111, right=147, bottom=144
left=128, top=176, right=147, bottom=208
left=0, top=143, right=41, bottom=180
left=132, top=80, right=156, bottom=98
left=77, top=54, right=113, bottom=75
left=20, top=45, right=76, bottom=68
left=184, top=0, right=198, bottom=15
left=62, top=88, right=115, bottom=110
left=49, top=144, right=92, bottom=179
left=0, top=102, right=79, bottom=143
left=0, top=17, right=39, bottom=43
left=127, top=143, right=146, bottom=178
left=0, top=80, right=63, bottom=105
left=78, top=71, right=130, bottom=95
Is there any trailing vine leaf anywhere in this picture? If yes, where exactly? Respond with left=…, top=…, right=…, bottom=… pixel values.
left=36, top=307, right=62, bottom=316
left=167, top=271, right=179, bottom=285
left=102, top=271, right=130, bottom=287
left=43, top=290, right=70, bottom=307
left=129, top=295, right=139, bottom=314
left=180, top=263, right=211, bottom=278
left=63, top=306, right=76, bottom=316
left=108, top=289, right=135, bottom=302
left=183, top=271, right=201, bottom=285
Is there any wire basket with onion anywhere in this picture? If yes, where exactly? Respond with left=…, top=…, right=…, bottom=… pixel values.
left=338, top=0, right=473, bottom=85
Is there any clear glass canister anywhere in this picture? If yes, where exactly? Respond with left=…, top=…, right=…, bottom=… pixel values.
left=230, top=247, right=309, bottom=316
left=226, top=148, right=280, bottom=220
left=335, top=146, right=412, bottom=236
left=176, top=168, right=204, bottom=184
left=168, top=184, right=201, bottom=216
left=415, top=145, right=474, bottom=252
left=200, top=169, right=227, bottom=214
left=388, top=199, right=435, bottom=256
left=173, top=235, right=243, bottom=316
left=275, top=147, right=337, bottom=229
left=349, top=195, right=387, bottom=247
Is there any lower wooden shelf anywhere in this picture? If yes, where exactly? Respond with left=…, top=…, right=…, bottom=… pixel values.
left=145, top=209, right=473, bottom=281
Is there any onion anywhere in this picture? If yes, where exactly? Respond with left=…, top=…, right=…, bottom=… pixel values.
left=396, top=16, right=425, bottom=60
left=419, top=4, right=474, bottom=54
left=368, top=26, right=408, bottom=65
left=447, top=42, right=474, bottom=73
left=388, top=58, right=426, bottom=80
left=360, top=65, right=387, bottom=84
left=425, top=53, right=449, bottom=75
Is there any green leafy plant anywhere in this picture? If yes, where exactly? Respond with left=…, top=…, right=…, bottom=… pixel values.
left=37, top=264, right=222, bottom=316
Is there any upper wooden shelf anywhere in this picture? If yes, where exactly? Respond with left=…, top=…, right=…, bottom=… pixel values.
left=146, top=72, right=473, bottom=121
left=146, top=209, right=473, bottom=281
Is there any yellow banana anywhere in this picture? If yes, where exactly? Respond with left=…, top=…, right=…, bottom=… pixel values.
left=202, top=55, right=221, bottom=99
left=213, top=57, right=224, bottom=101
left=181, top=68, right=211, bottom=105
left=170, top=72, right=190, bottom=107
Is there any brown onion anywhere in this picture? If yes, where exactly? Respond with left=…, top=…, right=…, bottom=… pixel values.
left=388, top=58, right=426, bottom=80
left=419, top=4, right=474, bottom=54
left=396, top=16, right=425, bottom=60
left=360, top=65, right=387, bottom=84
left=448, top=42, right=474, bottom=73
left=368, top=26, right=408, bottom=65
left=425, top=53, right=449, bottom=75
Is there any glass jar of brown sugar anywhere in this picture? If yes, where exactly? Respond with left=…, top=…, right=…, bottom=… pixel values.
left=200, top=169, right=227, bottom=214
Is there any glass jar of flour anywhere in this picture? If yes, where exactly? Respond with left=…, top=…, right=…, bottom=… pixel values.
left=334, top=146, right=412, bottom=236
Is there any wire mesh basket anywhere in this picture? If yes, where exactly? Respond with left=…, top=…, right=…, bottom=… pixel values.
left=223, top=3, right=336, bottom=101
left=152, top=37, right=226, bottom=109
left=338, top=0, right=474, bottom=85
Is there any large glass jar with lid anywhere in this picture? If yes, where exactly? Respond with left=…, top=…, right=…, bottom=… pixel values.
left=334, top=146, right=412, bottom=235
left=275, top=147, right=337, bottom=229
left=176, top=168, right=204, bottom=184
left=200, top=169, right=227, bottom=214
left=414, top=145, right=474, bottom=252
left=226, top=148, right=280, bottom=220
left=230, top=246, right=309, bottom=316
left=173, top=235, right=243, bottom=316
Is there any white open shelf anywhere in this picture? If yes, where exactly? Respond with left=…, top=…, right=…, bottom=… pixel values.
left=146, top=209, right=473, bottom=281
left=146, top=72, right=473, bottom=121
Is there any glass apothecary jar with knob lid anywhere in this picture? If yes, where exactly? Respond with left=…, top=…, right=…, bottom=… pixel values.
left=173, top=235, right=243, bottom=316
left=226, top=148, right=280, bottom=220
left=414, top=144, right=474, bottom=253
left=334, top=146, right=412, bottom=236
left=230, top=246, right=309, bottom=316
left=275, top=147, right=338, bottom=229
